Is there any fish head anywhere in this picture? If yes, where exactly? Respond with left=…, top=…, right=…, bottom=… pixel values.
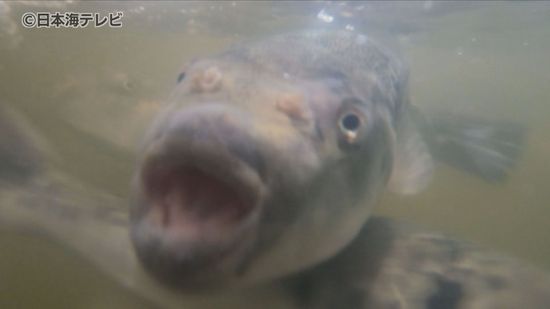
left=129, top=56, right=396, bottom=290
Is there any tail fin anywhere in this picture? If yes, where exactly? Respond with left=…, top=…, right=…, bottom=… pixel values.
left=412, top=108, right=526, bottom=182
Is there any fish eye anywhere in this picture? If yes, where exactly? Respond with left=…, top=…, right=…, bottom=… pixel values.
left=177, top=71, right=186, bottom=83
left=339, top=112, right=361, bottom=132
left=337, top=100, right=370, bottom=150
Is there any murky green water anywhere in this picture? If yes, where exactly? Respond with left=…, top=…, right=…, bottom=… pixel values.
left=1, top=1, right=549, bottom=308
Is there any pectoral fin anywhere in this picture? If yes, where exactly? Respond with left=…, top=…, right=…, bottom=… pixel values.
left=422, top=113, right=525, bottom=182
left=388, top=117, right=435, bottom=195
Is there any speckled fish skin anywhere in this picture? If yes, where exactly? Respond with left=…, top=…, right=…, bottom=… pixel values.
left=293, top=217, right=550, bottom=309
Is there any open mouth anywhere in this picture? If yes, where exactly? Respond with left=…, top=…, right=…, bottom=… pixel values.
left=130, top=142, right=266, bottom=288
left=139, top=150, right=262, bottom=240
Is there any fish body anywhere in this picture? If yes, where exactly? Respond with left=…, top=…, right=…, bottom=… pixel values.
left=130, top=30, right=520, bottom=289
left=296, top=217, right=550, bottom=309
left=130, top=30, right=422, bottom=288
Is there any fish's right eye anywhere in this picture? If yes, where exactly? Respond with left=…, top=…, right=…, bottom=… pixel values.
left=177, top=71, right=186, bottom=83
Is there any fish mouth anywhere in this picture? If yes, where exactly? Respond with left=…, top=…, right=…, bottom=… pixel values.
left=147, top=166, right=250, bottom=225
left=140, top=146, right=263, bottom=242
left=135, top=137, right=266, bottom=272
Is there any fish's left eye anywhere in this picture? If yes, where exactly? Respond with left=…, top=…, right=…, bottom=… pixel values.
left=177, top=71, right=186, bottom=83
left=340, top=112, right=362, bottom=132
left=338, top=110, right=365, bottom=145
left=337, top=100, right=370, bottom=150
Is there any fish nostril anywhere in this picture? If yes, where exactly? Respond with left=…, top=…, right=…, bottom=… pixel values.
left=275, top=93, right=311, bottom=122
left=191, top=66, right=223, bottom=93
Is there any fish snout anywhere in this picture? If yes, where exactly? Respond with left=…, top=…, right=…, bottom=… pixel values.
left=130, top=103, right=268, bottom=287
left=161, top=104, right=264, bottom=176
